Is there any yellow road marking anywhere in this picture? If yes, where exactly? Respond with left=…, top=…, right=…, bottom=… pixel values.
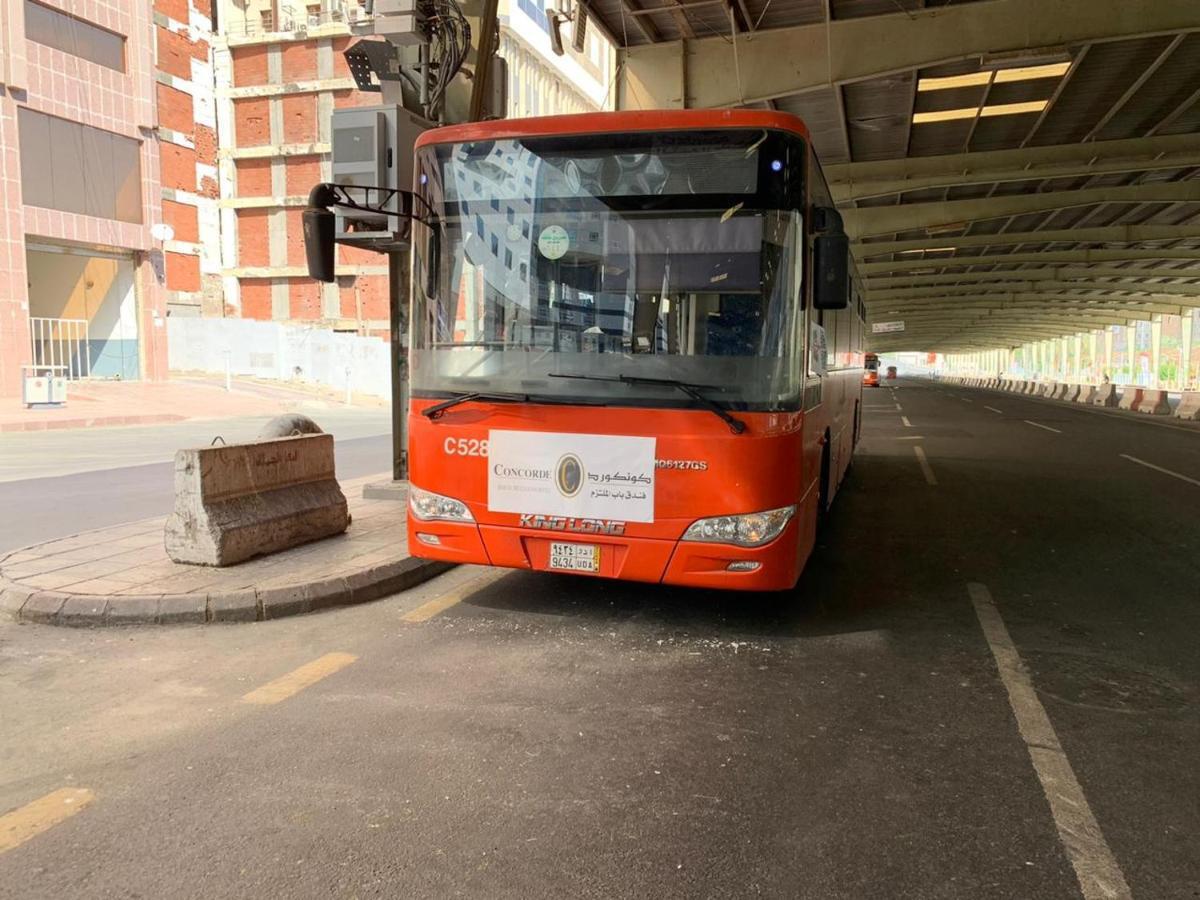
left=0, top=788, right=94, bottom=854
left=242, top=652, right=358, bottom=705
left=402, top=571, right=505, bottom=623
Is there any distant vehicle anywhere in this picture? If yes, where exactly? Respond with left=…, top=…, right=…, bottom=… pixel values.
left=886, top=366, right=897, bottom=379
left=864, top=353, right=881, bottom=387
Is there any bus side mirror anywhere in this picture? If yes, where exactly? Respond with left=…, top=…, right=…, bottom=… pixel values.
left=303, top=205, right=336, bottom=283
left=813, top=232, right=850, bottom=310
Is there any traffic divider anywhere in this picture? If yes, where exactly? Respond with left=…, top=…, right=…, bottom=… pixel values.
left=1117, top=387, right=1144, bottom=411
left=164, top=433, right=351, bottom=566
left=1093, top=384, right=1120, bottom=407
left=1076, top=386, right=1096, bottom=404
left=1176, top=392, right=1200, bottom=420
left=1135, top=390, right=1171, bottom=415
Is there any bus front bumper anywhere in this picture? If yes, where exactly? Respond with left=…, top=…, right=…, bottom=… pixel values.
left=407, top=516, right=804, bottom=592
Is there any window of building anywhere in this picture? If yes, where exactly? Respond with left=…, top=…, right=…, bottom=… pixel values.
left=24, top=0, right=126, bottom=72
left=18, top=108, right=143, bottom=224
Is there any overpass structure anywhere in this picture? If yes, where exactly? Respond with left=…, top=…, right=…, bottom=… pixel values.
left=588, top=0, right=1200, bottom=387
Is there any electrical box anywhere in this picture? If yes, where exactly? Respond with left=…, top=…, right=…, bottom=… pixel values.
left=489, top=56, right=509, bottom=120
left=21, top=365, right=67, bottom=407
left=331, top=104, right=432, bottom=247
left=373, top=0, right=428, bottom=45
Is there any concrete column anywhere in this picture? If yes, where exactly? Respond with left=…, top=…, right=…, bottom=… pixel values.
left=0, top=87, right=32, bottom=398
left=1182, top=314, right=1194, bottom=391
left=1151, top=316, right=1162, bottom=389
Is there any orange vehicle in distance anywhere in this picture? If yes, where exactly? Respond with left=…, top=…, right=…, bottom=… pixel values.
left=864, top=353, right=881, bottom=387
left=401, top=110, right=866, bottom=591
left=886, top=366, right=897, bottom=380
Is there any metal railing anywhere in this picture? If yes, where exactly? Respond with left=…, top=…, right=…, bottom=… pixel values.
left=29, top=317, right=90, bottom=380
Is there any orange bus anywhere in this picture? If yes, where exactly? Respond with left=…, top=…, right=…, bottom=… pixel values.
left=864, top=352, right=881, bottom=387
left=402, top=110, right=865, bottom=591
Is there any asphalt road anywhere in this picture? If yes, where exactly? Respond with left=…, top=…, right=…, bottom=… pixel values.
left=0, top=380, right=1197, bottom=899
left=0, top=411, right=393, bottom=553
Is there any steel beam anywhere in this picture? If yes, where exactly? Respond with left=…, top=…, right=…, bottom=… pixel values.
left=866, top=266, right=1200, bottom=288
left=860, top=248, right=1200, bottom=274
left=855, top=225, right=1200, bottom=256
left=617, top=0, right=1200, bottom=109
left=843, top=181, right=1200, bottom=239
left=826, top=134, right=1200, bottom=202
left=866, top=281, right=1200, bottom=301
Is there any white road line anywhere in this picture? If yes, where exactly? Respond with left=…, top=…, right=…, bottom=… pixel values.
left=984, top=406, right=1003, bottom=414
left=896, top=435, right=924, bottom=441
left=913, top=446, right=937, bottom=485
left=968, top=584, right=1132, bottom=900
left=1119, top=453, right=1200, bottom=487
left=901, top=416, right=912, bottom=427
left=962, top=398, right=974, bottom=403
left=895, top=403, right=903, bottom=412
left=1024, top=420, right=1062, bottom=434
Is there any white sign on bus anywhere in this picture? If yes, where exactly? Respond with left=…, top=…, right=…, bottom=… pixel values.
left=488, top=430, right=656, bottom=523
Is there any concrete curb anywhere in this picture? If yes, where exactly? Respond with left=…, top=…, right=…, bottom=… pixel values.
left=0, top=556, right=453, bottom=628
left=0, top=413, right=187, bottom=433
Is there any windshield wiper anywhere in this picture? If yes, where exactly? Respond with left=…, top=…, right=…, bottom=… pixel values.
left=549, top=373, right=747, bottom=434
left=422, top=391, right=526, bottom=419
left=422, top=391, right=609, bottom=419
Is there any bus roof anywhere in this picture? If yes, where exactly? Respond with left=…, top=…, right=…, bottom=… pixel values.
left=414, top=109, right=811, bottom=150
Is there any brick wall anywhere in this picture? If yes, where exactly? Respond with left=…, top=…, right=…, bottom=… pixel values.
left=218, top=23, right=390, bottom=335
left=154, top=0, right=220, bottom=319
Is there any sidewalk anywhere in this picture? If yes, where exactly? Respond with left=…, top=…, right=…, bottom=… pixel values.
left=0, top=476, right=448, bottom=626
left=0, top=376, right=386, bottom=433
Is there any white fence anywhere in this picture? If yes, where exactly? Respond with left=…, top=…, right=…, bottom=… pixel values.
left=30, top=317, right=90, bottom=379
left=167, top=318, right=391, bottom=399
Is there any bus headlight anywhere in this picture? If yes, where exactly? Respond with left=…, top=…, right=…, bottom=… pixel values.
left=681, top=505, right=795, bottom=547
left=409, top=486, right=475, bottom=523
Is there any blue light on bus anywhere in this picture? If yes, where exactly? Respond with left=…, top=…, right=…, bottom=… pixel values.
left=770, top=160, right=783, bottom=172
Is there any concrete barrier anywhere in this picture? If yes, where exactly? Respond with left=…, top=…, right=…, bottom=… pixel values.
left=1118, top=387, right=1144, bottom=411
left=1093, top=384, right=1120, bottom=407
left=1175, top=391, right=1200, bottom=420
left=1039, top=382, right=1059, bottom=397
left=1135, top=389, right=1171, bottom=415
left=1076, top=386, right=1096, bottom=404
left=1062, top=385, right=1080, bottom=402
left=164, top=433, right=350, bottom=566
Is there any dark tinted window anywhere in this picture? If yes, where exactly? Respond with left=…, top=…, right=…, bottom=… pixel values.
left=25, top=1, right=126, bottom=72
left=19, top=108, right=143, bottom=223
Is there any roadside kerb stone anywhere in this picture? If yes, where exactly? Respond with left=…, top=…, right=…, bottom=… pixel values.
left=59, top=596, right=110, bottom=627
left=21, top=591, right=69, bottom=624
left=105, top=596, right=161, bottom=626
left=207, top=590, right=259, bottom=623
left=158, top=593, right=209, bottom=625
left=0, top=586, right=35, bottom=619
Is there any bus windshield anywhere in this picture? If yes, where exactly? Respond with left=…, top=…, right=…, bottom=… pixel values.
left=411, top=129, right=808, bottom=411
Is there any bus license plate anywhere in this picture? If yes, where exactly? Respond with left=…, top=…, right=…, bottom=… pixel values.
left=548, top=542, right=600, bottom=573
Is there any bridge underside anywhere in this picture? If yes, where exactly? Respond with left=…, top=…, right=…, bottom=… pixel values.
left=587, top=0, right=1200, bottom=359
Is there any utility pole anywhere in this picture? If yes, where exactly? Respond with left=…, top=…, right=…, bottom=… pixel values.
left=389, top=250, right=409, bottom=481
